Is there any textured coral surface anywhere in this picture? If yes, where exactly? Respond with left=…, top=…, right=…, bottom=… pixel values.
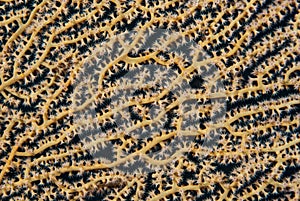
left=0, top=0, right=299, bottom=200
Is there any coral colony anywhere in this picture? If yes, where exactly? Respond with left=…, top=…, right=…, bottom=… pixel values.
left=0, top=0, right=299, bottom=200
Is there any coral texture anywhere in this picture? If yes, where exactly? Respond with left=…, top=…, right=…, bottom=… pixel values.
left=0, top=0, right=299, bottom=200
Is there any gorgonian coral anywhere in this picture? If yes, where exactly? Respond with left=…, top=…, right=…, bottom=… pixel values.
left=0, top=0, right=299, bottom=200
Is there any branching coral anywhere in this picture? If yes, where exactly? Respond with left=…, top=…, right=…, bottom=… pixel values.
left=0, top=0, right=299, bottom=200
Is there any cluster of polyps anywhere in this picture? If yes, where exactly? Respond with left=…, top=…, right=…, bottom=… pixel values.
left=70, top=27, right=226, bottom=175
